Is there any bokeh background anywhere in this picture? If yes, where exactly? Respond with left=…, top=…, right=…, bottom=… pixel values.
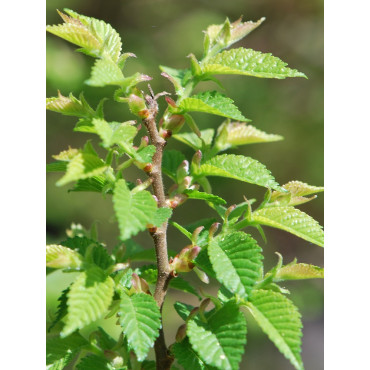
left=46, top=0, right=323, bottom=369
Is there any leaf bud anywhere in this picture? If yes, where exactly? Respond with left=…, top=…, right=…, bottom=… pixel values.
left=194, top=266, right=210, bottom=284
left=176, top=160, right=190, bottom=183
left=192, top=150, right=202, bottom=167
left=130, top=273, right=151, bottom=295
left=175, top=324, right=187, bottom=342
left=126, top=93, right=148, bottom=117
left=165, top=96, right=177, bottom=108
left=225, top=204, right=237, bottom=219
left=162, top=114, right=185, bottom=132
left=192, top=226, right=204, bottom=245
left=186, top=307, right=200, bottom=322
left=209, top=222, right=221, bottom=239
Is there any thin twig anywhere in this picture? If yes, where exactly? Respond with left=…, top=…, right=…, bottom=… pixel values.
left=143, top=89, right=174, bottom=370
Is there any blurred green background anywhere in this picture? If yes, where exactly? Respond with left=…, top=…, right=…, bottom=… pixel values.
left=46, top=0, right=323, bottom=369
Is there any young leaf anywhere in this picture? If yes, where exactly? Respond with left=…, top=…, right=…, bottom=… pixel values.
left=76, top=355, right=110, bottom=369
left=46, top=245, right=83, bottom=269
left=47, top=161, right=68, bottom=172
left=178, top=91, right=250, bottom=122
left=46, top=91, right=95, bottom=117
left=173, top=129, right=215, bottom=151
left=85, top=58, right=124, bottom=86
left=118, top=291, right=161, bottom=361
left=47, top=9, right=122, bottom=62
left=215, top=122, right=283, bottom=152
left=269, top=181, right=324, bottom=206
left=48, top=287, right=70, bottom=332
left=208, top=232, right=263, bottom=298
left=57, top=152, right=108, bottom=186
left=92, top=118, right=137, bottom=148
left=70, top=176, right=112, bottom=193
left=162, top=150, right=186, bottom=181
left=46, top=332, right=89, bottom=367
left=174, top=301, right=195, bottom=321
left=252, top=206, right=324, bottom=247
left=247, top=289, right=303, bottom=370
left=275, top=262, right=324, bottom=281
left=61, top=267, right=115, bottom=337
left=183, top=189, right=226, bottom=205
left=196, top=154, right=282, bottom=191
left=113, top=179, right=158, bottom=240
left=151, top=207, right=173, bottom=227
left=172, top=338, right=211, bottom=370
left=187, top=301, right=247, bottom=370
left=201, top=48, right=306, bottom=79
left=170, top=277, right=201, bottom=300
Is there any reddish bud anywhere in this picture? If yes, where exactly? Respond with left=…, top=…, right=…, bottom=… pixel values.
left=225, top=204, right=237, bottom=219
left=162, top=114, right=185, bottom=132
left=192, top=150, right=202, bottom=167
left=143, top=163, right=153, bottom=173
left=192, top=226, right=204, bottom=244
left=131, top=273, right=151, bottom=294
left=187, top=307, right=200, bottom=322
left=165, top=96, right=177, bottom=107
left=138, top=109, right=150, bottom=118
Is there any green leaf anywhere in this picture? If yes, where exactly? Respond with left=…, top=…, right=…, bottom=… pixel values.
left=142, top=360, right=157, bottom=370
left=134, top=145, right=156, bottom=163
left=70, top=176, right=111, bottom=193
left=46, top=332, right=88, bottom=366
left=275, top=262, right=324, bottom=281
left=172, top=338, right=213, bottom=370
left=183, top=189, right=226, bottom=205
left=46, top=245, right=83, bottom=269
left=49, top=287, right=69, bottom=332
left=178, top=91, right=250, bottom=122
left=170, top=277, right=201, bottom=300
left=94, top=327, right=117, bottom=350
left=159, top=65, right=191, bottom=94
left=196, top=154, right=282, bottom=191
left=201, top=48, right=306, bottom=79
left=61, top=267, right=115, bottom=337
left=162, top=150, right=186, bottom=181
left=208, top=232, right=263, bottom=298
left=76, top=355, right=110, bottom=369
left=47, top=9, right=122, bottom=62
left=61, top=236, right=96, bottom=256
left=187, top=301, right=247, bottom=370
left=247, top=289, right=303, bottom=370
left=151, top=207, right=173, bottom=227
left=92, top=118, right=137, bottom=148
left=174, top=301, right=194, bottom=321
left=118, top=291, right=161, bottom=361
left=57, top=152, right=108, bottom=186
left=113, top=179, right=158, bottom=240
left=215, top=122, right=283, bottom=152
left=252, top=206, right=324, bottom=247
left=173, top=129, right=215, bottom=151
left=85, top=58, right=124, bottom=86
left=46, top=91, right=95, bottom=117
left=47, top=161, right=68, bottom=172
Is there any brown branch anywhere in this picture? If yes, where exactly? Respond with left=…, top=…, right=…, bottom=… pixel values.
left=143, top=90, right=174, bottom=370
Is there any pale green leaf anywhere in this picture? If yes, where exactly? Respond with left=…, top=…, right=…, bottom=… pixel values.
left=201, top=48, right=306, bottom=79
left=252, top=206, right=324, bottom=247
left=113, top=179, right=158, bottom=240
left=48, top=9, right=122, bottom=62
left=46, top=92, right=95, bottom=117
left=275, top=262, right=324, bottom=281
left=178, top=91, right=250, bottom=122
left=269, top=181, right=324, bottom=206
left=162, top=150, right=186, bottom=181
left=197, top=154, right=282, bottom=191
left=172, top=338, right=213, bottom=370
left=247, top=289, right=303, bottom=370
left=134, top=145, right=156, bottom=163
left=204, top=17, right=264, bottom=57
left=187, top=301, right=247, bottom=369
left=53, top=147, right=80, bottom=161
left=173, top=129, right=215, bottom=151
left=215, top=122, right=283, bottom=152
left=150, top=207, right=173, bottom=227
left=57, top=152, right=108, bottom=186
left=46, top=245, right=83, bottom=269
left=118, top=291, right=161, bottom=361
left=92, top=118, right=137, bottom=148
left=46, top=332, right=88, bottom=366
left=85, top=58, right=124, bottom=86
left=184, top=189, right=226, bottom=205
left=61, top=268, right=115, bottom=337
left=208, top=232, right=263, bottom=298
